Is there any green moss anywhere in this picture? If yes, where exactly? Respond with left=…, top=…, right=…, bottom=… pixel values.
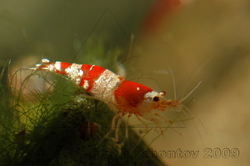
left=0, top=76, right=165, bottom=166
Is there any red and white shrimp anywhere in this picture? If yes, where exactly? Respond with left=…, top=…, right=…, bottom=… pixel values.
left=31, top=59, right=196, bottom=144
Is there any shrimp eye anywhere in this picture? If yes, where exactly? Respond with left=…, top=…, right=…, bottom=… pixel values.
left=153, top=96, right=159, bottom=102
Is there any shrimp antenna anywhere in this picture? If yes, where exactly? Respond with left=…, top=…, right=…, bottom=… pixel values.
left=168, top=67, right=176, bottom=101
left=179, top=81, right=202, bottom=103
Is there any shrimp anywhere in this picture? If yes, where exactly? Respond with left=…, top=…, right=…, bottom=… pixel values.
left=30, top=59, right=197, bottom=146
